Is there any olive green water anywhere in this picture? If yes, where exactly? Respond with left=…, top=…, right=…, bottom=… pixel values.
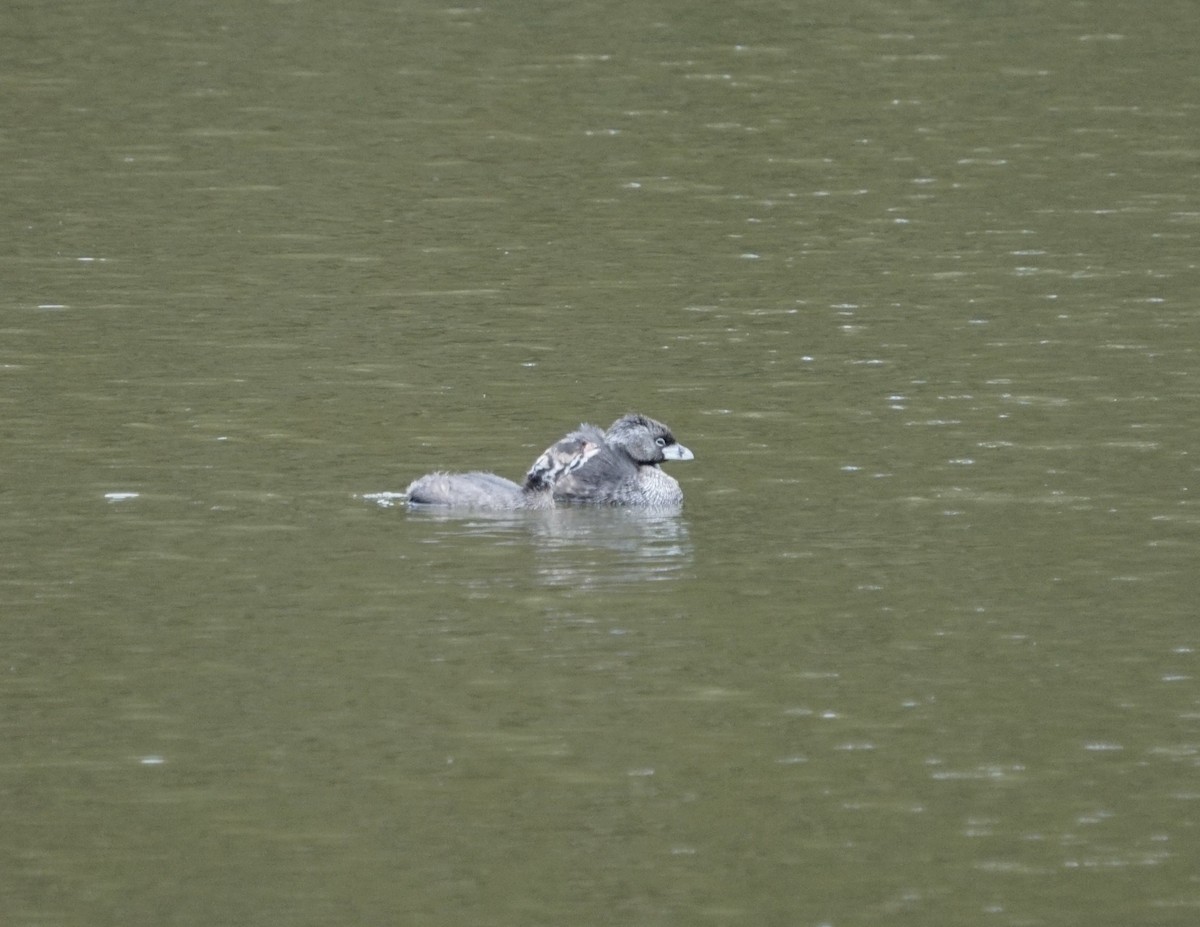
left=3, top=1, right=1198, bottom=924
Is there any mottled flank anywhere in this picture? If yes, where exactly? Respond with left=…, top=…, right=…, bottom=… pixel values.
left=405, top=436, right=599, bottom=510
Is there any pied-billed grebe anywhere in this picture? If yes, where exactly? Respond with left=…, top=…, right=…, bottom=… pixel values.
left=405, top=436, right=600, bottom=510
left=549, top=413, right=694, bottom=507
left=406, top=413, right=694, bottom=510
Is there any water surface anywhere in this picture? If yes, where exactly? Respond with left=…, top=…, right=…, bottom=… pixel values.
left=3, top=1, right=1198, bottom=925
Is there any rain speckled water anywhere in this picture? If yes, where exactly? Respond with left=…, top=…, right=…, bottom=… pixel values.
left=3, top=1, right=1198, bottom=925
